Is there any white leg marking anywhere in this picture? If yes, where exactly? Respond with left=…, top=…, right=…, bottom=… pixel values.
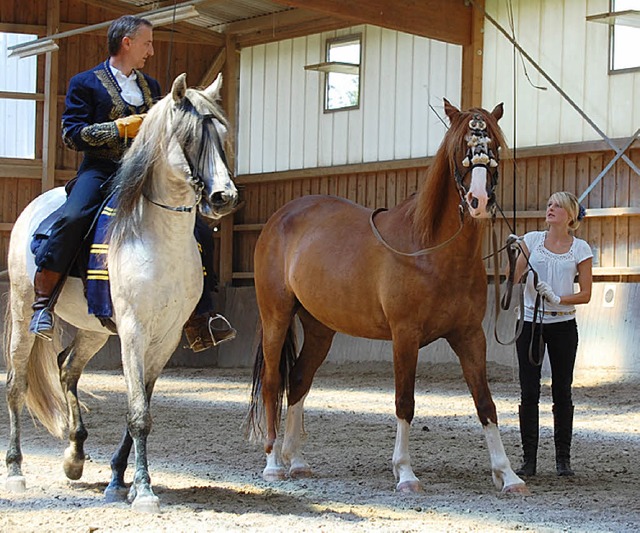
left=283, top=398, right=312, bottom=478
left=392, top=419, right=422, bottom=492
left=483, top=422, right=527, bottom=492
left=263, top=441, right=287, bottom=481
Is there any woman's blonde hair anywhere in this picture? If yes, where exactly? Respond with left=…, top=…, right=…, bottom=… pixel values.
left=549, top=191, right=584, bottom=231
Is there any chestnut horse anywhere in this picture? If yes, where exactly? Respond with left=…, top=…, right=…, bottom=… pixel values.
left=246, top=99, right=527, bottom=494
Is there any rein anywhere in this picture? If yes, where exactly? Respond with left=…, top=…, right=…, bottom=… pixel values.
left=145, top=180, right=203, bottom=213
left=369, top=205, right=465, bottom=257
left=489, top=218, right=545, bottom=366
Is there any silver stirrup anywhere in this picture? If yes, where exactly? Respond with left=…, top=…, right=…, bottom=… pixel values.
left=207, top=314, right=237, bottom=346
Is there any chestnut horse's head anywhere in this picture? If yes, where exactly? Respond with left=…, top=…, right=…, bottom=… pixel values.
left=443, top=99, right=505, bottom=218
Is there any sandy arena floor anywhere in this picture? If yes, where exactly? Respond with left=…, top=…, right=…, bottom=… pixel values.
left=1, top=362, right=639, bottom=532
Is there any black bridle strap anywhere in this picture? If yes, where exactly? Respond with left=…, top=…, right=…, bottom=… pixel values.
left=369, top=206, right=464, bottom=257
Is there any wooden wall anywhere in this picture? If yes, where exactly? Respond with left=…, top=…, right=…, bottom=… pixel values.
left=229, top=143, right=640, bottom=282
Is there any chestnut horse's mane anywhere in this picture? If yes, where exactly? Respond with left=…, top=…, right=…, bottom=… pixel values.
left=410, top=106, right=507, bottom=245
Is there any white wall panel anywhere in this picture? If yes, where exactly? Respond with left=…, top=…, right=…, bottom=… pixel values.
left=237, top=25, right=462, bottom=174
left=483, top=0, right=640, bottom=148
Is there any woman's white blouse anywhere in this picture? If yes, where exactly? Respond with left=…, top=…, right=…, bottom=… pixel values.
left=522, top=231, right=593, bottom=323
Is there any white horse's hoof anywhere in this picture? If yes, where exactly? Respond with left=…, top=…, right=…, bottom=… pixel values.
left=6, top=475, right=27, bottom=492
left=104, top=486, right=129, bottom=503
left=63, top=447, right=85, bottom=480
left=502, top=482, right=530, bottom=495
left=396, top=480, right=423, bottom=493
left=263, top=466, right=287, bottom=481
left=132, top=494, right=161, bottom=514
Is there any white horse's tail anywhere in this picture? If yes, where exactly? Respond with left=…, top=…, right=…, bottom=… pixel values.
left=3, top=294, right=68, bottom=439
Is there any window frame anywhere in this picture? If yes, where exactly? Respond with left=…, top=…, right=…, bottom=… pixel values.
left=323, top=33, right=362, bottom=114
left=607, top=0, right=640, bottom=74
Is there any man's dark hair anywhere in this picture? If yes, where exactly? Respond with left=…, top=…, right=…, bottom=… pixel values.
left=107, top=15, right=152, bottom=56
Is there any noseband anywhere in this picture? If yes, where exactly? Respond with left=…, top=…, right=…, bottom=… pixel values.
left=453, top=113, right=500, bottom=212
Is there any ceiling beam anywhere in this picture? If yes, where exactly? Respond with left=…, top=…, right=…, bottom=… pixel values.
left=269, top=0, right=472, bottom=44
left=78, top=0, right=224, bottom=46
left=235, top=16, right=353, bottom=48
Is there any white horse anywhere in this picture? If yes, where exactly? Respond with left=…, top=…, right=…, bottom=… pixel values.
left=3, top=73, right=237, bottom=513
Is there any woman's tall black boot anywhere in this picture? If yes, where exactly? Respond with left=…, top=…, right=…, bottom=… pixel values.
left=554, top=403, right=575, bottom=476
left=516, top=404, right=538, bottom=476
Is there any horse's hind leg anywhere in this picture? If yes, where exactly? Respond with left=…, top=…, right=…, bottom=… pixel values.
left=448, top=330, right=527, bottom=493
left=59, top=331, right=110, bottom=480
left=282, top=310, right=335, bottom=478
left=5, top=311, right=36, bottom=492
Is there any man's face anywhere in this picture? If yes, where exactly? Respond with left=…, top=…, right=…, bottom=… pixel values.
left=123, top=25, right=154, bottom=69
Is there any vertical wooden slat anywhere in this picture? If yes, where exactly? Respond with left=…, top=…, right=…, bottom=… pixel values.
left=219, top=34, right=239, bottom=286
left=461, top=0, right=484, bottom=109
left=42, top=0, right=60, bottom=193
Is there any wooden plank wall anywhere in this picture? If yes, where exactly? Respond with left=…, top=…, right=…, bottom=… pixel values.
left=230, top=145, right=640, bottom=282
left=0, top=0, right=222, bottom=271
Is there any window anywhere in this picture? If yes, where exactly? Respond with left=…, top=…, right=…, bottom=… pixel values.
left=0, top=32, right=37, bottom=158
left=325, top=35, right=361, bottom=112
left=609, top=0, right=640, bottom=72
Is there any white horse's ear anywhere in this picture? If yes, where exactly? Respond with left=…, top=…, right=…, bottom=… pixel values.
left=204, top=73, right=223, bottom=101
left=491, top=102, right=504, bottom=122
left=443, top=98, right=460, bottom=123
left=172, top=73, right=188, bottom=102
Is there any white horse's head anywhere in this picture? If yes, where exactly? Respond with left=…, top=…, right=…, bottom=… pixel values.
left=168, top=73, right=238, bottom=219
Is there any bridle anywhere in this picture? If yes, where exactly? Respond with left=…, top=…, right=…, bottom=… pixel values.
left=453, top=113, right=500, bottom=213
left=145, top=106, right=231, bottom=214
left=370, top=113, right=500, bottom=256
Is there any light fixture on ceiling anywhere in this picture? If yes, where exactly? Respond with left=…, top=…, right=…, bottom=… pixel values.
left=8, top=38, right=59, bottom=59
left=6, top=1, right=201, bottom=60
left=144, top=5, right=200, bottom=27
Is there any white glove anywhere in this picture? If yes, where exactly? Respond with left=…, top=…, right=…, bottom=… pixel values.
left=506, top=233, right=522, bottom=246
left=536, top=281, right=561, bottom=305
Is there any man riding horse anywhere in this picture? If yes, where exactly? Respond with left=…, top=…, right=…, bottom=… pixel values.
left=29, top=15, right=235, bottom=350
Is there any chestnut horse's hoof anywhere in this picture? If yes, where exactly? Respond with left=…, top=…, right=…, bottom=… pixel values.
left=502, top=483, right=530, bottom=495
left=396, top=480, right=423, bottom=493
left=6, top=475, right=27, bottom=492
left=263, top=466, right=287, bottom=481
left=289, top=466, right=313, bottom=479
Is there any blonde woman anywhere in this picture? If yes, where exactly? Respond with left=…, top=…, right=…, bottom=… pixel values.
left=512, top=191, right=593, bottom=477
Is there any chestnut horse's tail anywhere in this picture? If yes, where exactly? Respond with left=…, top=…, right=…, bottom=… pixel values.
left=244, top=320, right=298, bottom=442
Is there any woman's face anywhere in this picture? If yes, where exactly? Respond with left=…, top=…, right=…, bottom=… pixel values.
left=546, top=197, right=570, bottom=227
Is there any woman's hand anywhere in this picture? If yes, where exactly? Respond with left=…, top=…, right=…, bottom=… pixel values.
left=536, top=281, right=561, bottom=305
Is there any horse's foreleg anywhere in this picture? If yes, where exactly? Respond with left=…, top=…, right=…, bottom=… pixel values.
left=391, top=337, right=422, bottom=493
left=59, top=331, right=110, bottom=481
left=104, top=428, right=133, bottom=502
left=448, top=331, right=528, bottom=494
left=5, top=320, right=36, bottom=492
left=119, top=331, right=167, bottom=513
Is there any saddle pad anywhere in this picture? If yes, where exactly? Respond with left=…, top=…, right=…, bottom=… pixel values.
left=86, top=197, right=116, bottom=318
